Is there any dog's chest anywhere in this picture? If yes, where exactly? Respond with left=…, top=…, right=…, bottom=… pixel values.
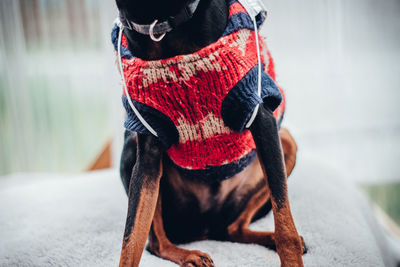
left=164, top=157, right=264, bottom=213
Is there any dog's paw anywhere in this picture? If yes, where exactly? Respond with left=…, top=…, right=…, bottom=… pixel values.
left=180, top=250, right=214, bottom=267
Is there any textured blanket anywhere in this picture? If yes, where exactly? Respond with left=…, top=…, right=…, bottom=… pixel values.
left=0, top=155, right=391, bottom=266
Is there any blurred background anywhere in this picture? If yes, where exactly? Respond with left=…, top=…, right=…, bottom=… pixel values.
left=0, top=0, right=399, bottom=246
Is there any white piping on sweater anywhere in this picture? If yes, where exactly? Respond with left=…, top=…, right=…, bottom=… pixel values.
left=240, top=0, right=264, bottom=128
left=116, top=19, right=159, bottom=137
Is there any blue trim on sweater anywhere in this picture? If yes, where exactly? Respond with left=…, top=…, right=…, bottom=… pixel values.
left=122, top=96, right=178, bottom=148
left=166, top=149, right=258, bottom=182
left=111, top=25, right=134, bottom=59
left=222, top=10, right=265, bottom=37
left=221, top=65, right=282, bottom=132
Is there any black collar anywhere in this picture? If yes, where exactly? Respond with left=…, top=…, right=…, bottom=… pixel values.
left=119, top=0, right=201, bottom=36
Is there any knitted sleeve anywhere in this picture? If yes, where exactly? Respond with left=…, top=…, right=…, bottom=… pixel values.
left=221, top=65, right=282, bottom=132
left=122, top=96, right=178, bottom=148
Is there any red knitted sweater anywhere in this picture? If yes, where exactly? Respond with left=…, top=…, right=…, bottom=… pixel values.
left=114, top=0, right=285, bottom=175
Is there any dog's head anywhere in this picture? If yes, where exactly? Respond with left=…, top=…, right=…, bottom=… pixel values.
left=114, top=0, right=228, bottom=60
left=116, top=0, right=189, bottom=24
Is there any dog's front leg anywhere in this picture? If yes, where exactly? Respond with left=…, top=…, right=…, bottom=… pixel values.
left=119, top=134, right=164, bottom=267
left=250, top=105, right=304, bottom=267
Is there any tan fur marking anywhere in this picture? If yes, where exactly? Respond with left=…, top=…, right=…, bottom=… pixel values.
left=254, top=129, right=304, bottom=266
left=148, top=193, right=215, bottom=266
left=119, top=161, right=163, bottom=267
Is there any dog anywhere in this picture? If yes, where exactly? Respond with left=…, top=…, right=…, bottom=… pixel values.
left=112, top=0, right=306, bottom=266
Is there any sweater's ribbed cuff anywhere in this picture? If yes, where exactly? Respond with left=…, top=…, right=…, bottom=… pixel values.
left=221, top=66, right=282, bottom=132
left=122, top=96, right=178, bottom=148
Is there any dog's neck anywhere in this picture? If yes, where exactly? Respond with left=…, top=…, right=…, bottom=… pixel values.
left=121, top=0, right=229, bottom=60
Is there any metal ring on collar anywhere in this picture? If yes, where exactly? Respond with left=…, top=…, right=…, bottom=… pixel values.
left=149, top=20, right=166, bottom=42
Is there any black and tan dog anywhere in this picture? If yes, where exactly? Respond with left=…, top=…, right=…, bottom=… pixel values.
left=115, top=0, right=306, bottom=266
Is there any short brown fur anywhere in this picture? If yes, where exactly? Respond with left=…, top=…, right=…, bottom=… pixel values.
left=143, top=128, right=304, bottom=267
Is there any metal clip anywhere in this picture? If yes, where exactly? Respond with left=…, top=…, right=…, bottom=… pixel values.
left=149, top=20, right=166, bottom=42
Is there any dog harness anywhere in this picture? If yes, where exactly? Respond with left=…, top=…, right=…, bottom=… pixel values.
left=111, top=0, right=285, bottom=181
